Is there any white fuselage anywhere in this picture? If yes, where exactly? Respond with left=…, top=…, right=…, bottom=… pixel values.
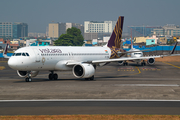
left=8, top=46, right=111, bottom=71
left=128, top=48, right=143, bottom=63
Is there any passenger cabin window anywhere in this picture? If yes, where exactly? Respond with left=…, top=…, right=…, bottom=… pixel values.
left=134, top=53, right=141, bottom=55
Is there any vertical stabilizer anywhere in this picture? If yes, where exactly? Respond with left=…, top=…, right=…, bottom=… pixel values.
left=3, top=44, right=10, bottom=58
left=107, top=16, right=124, bottom=49
left=170, top=42, right=178, bottom=54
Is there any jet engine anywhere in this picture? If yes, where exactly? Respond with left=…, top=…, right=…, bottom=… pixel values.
left=17, top=70, right=39, bottom=77
left=147, top=58, right=155, bottom=65
left=117, top=61, right=124, bottom=65
left=73, top=63, right=95, bottom=78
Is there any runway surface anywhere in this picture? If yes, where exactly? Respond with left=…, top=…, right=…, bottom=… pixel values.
left=1, top=61, right=180, bottom=115
left=1, top=61, right=180, bottom=100
left=1, top=100, right=180, bottom=115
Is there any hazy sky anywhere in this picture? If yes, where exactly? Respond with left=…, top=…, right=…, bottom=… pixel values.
left=0, top=0, right=179, bottom=33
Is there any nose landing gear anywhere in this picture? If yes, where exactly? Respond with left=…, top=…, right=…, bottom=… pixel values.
left=25, top=71, right=32, bottom=82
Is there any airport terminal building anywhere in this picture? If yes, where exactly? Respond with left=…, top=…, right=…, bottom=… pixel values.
left=84, top=20, right=116, bottom=40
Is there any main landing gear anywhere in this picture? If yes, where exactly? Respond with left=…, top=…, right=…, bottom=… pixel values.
left=123, top=61, right=128, bottom=66
left=141, top=60, right=146, bottom=66
left=49, top=71, right=58, bottom=80
left=25, top=71, right=32, bottom=82
left=85, top=75, right=95, bottom=81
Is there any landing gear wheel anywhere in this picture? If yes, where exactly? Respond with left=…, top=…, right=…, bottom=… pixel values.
left=25, top=78, right=29, bottom=82
left=141, top=62, right=146, bottom=66
left=48, top=72, right=58, bottom=80
left=85, top=75, right=95, bottom=81
left=25, top=77, right=32, bottom=82
left=49, top=73, right=54, bottom=80
left=124, top=62, right=128, bottom=66
left=54, top=73, right=58, bottom=80
left=90, top=75, right=94, bottom=80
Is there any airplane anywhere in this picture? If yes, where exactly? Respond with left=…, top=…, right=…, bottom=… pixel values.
left=2, top=44, right=10, bottom=59
left=4, top=16, right=180, bottom=82
left=117, top=40, right=179, bottom=66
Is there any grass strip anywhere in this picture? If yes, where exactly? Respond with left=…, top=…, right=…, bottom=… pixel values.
left=0, top=115, right=180, bottom=120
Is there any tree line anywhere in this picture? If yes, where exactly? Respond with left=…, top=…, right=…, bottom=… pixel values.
left=54, top=27, right=84, bottom=46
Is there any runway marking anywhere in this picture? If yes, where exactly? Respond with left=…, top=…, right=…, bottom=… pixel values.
left=118, top=67, right=135, bottom=72
left=0, top=61, right=7, bottom=63
left=142, top=68, right=161, bottom=71
left=117, top=66, right=141, bottom=76
left=135, top=66, right=141, bottom=74
left=113, top=84, right=179, bottom=87
left=163, top=62, right=180, bottom=69
left=118, top=67, right=134, bottom=69
left=0, top=66, right=5, bottom=70
left=118, top=70, right=135, bottom=72
left=1, top=99, right=180, bottom=102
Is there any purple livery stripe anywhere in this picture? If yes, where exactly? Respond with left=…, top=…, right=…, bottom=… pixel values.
left=107, top=16, right=124, bottom=59
left=107, top=16, right=124, bottom=49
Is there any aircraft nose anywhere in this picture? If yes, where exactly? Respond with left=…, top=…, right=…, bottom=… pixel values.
left=8, top=58, right=17, bottom=69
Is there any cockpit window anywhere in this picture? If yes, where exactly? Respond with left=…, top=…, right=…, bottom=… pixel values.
left=134, top=53, right=141, bottom=55
left=16, top=53, right=21, bottom=56
left=26, top=53, right=29, bottom=56
left=13, top=52, right=29, bottom=56
left=22, top=53, right=26, bottom=56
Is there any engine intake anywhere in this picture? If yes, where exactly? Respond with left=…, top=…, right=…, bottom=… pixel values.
left=73, top=64, right=95, bottom=78
left=117, top=61, right=124, bottom=65
left=17, top=70, right=39, bottom=77
left=147, top=58, right=155, bottom=65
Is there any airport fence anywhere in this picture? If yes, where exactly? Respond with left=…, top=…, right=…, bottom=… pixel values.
left=124, top=46, right=180, bottom=56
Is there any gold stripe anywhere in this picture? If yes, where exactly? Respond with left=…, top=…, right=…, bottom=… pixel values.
left=114, top=16, right=122, bottom=48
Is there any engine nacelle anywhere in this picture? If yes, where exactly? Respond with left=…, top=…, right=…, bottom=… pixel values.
left=17, top=70, right=39, bottom=77
left=147, top=58, right=155, bottom=65
left=117, top=61, right=124, bottom=65
left=73, top=64, right=95, bottom=78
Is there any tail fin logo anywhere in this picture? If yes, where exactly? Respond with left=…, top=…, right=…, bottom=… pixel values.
left=3, top=44, right=8, bottom=55
left=107, top=16, right=124, bottom=59
left=170, top=42, right=178, bottom=54
left=107, top=16, right=124, bottom=49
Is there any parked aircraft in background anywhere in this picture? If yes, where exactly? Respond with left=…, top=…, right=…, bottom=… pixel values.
left=117, top=41, right=179, bottom=66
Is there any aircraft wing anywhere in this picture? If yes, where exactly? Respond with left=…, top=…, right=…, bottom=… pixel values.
left=66, top=57, right=148, bottom=65
left=91, top=56, right=162, bottom=64
left=66, top=42, right=180, bottom=65
left=118, top=49, right=151, bottom=54
left=92, top=53, right=180, bottom=64
left=66, top=56, right=160, bottom=65
left=66, top=53, right=180, bottom=65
